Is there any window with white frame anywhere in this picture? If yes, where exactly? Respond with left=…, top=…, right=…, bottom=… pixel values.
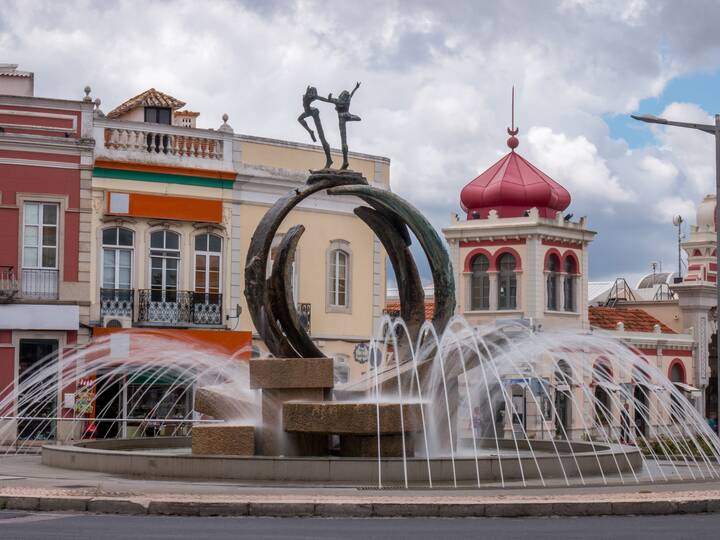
left=22, top=202, right=59, bottom=297
left=102, top=227, right=134, bottom=290
left=194, top=233, right=222, bottom=300
left=149, top=230, right=180, bottom=302
left=327, top=245, right=350, bottom=310
left=23, top=202, right=58, bottom=270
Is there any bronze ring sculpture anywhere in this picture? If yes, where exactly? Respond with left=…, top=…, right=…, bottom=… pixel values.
left=244, top=173, right=456, bottom=358
left=243, top=84, right=455, bottom=359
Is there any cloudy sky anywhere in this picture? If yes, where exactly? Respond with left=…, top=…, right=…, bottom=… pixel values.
left=3, top=0, right=720, bottom=285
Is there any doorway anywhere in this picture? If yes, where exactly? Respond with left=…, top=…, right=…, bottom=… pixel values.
left=94, top=376, right=122, bottom=439
left=18, top=339, right=58, bottom=440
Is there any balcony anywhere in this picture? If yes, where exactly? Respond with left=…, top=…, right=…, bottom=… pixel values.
left=0, top=266, right=19, bottom=303
left=100, top=288, right=134, bottom=319
left=21, top=269, right=58, bottom=300
left=94, top=119, right=233, bottom=172
left=137, top=290, right=222, bottom=326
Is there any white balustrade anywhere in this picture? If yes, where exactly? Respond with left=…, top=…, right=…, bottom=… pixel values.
left=102, top=123, right=224, bottom=162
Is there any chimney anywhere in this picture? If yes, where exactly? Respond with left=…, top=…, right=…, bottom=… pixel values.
left=0, top=64, right=34, bottom=97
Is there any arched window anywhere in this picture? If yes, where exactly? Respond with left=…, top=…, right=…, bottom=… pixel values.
left=546, top=254, right=560, bottom=310
left=563, top=256, right=577, bottom=312
left=327, top=240, right=351, bottom=312
left=497, top=253, right=517, bottom=310
left=102, top=227, right=134, bottom=291
left=470, top=254, right=490, bottom=310
left=669, top=361, right=685, bottom=384
left=149, top=230, right=180, bottom=302
left=194, top=233, right=222, bottom=300
left=669, top=361, right=686, bottom=421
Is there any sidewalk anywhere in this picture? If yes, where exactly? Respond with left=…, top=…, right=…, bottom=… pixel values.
left=2, top=454, right=720, bottom=517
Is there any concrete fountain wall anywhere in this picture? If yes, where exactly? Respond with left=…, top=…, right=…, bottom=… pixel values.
left=41, top=437, right=642, bottom=486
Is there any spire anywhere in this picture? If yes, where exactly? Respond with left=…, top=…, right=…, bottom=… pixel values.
left=506, top=86, right=519, bottom=151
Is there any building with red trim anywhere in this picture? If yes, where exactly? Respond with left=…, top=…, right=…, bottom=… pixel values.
left=0, top=65, right=95, bottom=441
left=443, top=112, right=595, bottom=330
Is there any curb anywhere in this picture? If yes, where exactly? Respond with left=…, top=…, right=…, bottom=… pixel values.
left=1, top=495, right=720, bottom=518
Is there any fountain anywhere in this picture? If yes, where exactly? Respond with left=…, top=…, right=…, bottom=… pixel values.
left=1, top=84, right=719, bottom=489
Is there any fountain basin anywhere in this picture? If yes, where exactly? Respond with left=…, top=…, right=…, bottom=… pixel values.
left=41, top=437, right=642, bottom=486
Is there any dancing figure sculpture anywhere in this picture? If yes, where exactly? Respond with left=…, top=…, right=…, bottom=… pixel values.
left=297, top=82, right=362, bottom=170
left=327, top=82, right=361, bottom=169
left=297, top=86, right=333, bottom=169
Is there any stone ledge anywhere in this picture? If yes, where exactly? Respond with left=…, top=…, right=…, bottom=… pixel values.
left=249, top=358, right=334, bottom=389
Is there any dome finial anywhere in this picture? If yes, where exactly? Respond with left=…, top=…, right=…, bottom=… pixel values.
left=507, top=85, right=519, bottom=151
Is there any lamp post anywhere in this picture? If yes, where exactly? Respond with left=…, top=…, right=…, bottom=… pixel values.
left=631, top=112, right=720, bottom=431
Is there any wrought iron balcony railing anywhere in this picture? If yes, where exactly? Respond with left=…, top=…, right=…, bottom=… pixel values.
left=0, top=266, right=19, bottom=303
left=100, top=288, right=134, bottom=319
left=136, top=289, right=222, bottom=326
left=21, top=268, right=58, bottom=299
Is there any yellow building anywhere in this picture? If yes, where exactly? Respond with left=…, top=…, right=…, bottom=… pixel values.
left=89, top=89, right=389, bottom=383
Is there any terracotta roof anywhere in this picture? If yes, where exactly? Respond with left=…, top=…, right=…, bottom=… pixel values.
left=385, top=300, right=435, bottom=320
left=174, top=110, right=200, bottom=117
left=107, top=88, right=186, bottom=119
left=588, top=306, right=675, bottom=334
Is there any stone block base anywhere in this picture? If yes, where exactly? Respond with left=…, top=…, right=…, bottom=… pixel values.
left=340, top=434, right=415, bottom=457
left=191, top=424, right=255, bottom=456
left=259, top=388, right=327, bottom=456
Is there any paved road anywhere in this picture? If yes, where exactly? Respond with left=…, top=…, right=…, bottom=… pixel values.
left=1, top=511, right=719, bottom=540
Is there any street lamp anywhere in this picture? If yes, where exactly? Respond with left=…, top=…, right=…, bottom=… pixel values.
left=632, top=112, right=720, bottom=432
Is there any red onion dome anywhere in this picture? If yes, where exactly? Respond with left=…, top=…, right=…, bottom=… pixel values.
left=460, top=146, right=571, bottom=220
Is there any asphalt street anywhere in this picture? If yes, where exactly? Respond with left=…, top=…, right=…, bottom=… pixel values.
left=1, top=511, right=720, bottom=540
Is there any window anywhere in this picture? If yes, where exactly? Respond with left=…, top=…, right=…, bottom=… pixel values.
left=470, top=254, right=490, bottom=310
left=563, top=256, right=576, bottom=312
left=102, top=227, right=133, bottom=290
left=194, top=233, right=222, bottom=300
left=144, top=107, right=171, bottom=124
left=23, top=202, right=58, bottom=269
left=546, top=254, right=560, bottom=310
left=497, top=253, right=517, bottom=310
left=22, top=202, right=59, bottom=298
left=150, top=230, right=180, bottom=302
left=669, top=361, right=685, bottom=421
left=327, top=240, right=351, bottom=312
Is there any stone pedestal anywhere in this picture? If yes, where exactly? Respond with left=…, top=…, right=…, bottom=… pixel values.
left=191, top=424, right=255, bottom=456
left=283, top=401, right=421, bottom=457
left=249, top=358, right=334, bottom=456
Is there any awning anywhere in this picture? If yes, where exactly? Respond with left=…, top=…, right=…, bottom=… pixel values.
left=128, top=369, right=189, bottom=386
left=674, top=382, right=702, bottom=396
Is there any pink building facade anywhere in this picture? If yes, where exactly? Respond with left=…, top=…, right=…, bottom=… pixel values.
left=0, top=65, right=94, bottom=440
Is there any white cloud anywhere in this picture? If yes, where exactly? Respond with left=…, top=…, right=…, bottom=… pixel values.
left=526, top=127, right=633, bottom=202
left=2, top=0, right=720, bottom=280
left=653, top=196, right=696, bottom=225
